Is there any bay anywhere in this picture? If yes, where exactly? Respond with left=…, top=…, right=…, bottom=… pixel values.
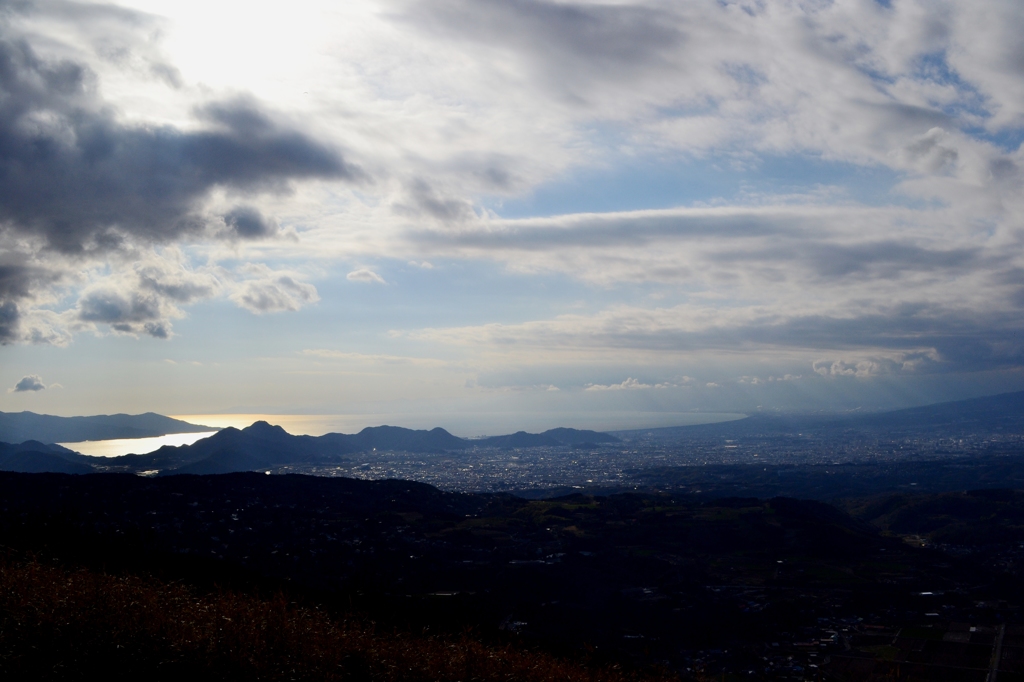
left=60, top=431, right=219, bottom=458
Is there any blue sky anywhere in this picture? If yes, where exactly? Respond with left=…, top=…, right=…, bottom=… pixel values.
left=1, top=0, right=1024, bottom=433
left=492, top=152, right=907, bottom=218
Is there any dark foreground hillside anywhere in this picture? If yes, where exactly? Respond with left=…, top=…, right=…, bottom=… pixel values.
left=0, top=553, right=674, bottom=682
left=4, top=472, right=1024, bottom=680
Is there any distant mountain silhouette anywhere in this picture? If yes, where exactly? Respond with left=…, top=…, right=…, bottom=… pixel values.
left=0, top=420, right=628, bottom=476
left=166, top=424, right=607, bottom=474
left=847, top=390, right=1024, bottom=432
left=611, top=390, right=1024, bottom=442
left=44, top=423, right=624, bottom=475
left=76, top=422, right=471, bottom=475
left=159, top=425, right=620, bottom=473
left=347, top=425, right=470, bottom=453
left=539, top=428, right=620, bottom=445
left=0, top=411, right=216, bottom=444
left=12, top=390, right=1023, bottom=477
left=475, top=431, right=561, bottom=448
left=475, top=428, right=619, bottom=448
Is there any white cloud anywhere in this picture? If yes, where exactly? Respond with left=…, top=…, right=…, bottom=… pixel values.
left=10, top=375, right=46, bottom=393
left=585, top=377, right=669, bottom=391
left=59, top=249, right=226, bottom=339
left=812, top=351, right=941, bottom=378
left=230, top=266, right=320, bottom=314
left=18, top=309, right=74, bottom=347
left=346, top=269, right=387, bottom=284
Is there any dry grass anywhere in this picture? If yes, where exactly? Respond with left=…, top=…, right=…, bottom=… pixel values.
left=0, top=556, right=683, bottom=681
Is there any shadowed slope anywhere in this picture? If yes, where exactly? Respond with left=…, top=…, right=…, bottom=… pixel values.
left=0, top=441, right=92, bottom=474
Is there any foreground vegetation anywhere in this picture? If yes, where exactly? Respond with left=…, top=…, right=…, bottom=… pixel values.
left=5, top=471, right=1024, bottom=679
left=0, top=553, right=680, bottom=681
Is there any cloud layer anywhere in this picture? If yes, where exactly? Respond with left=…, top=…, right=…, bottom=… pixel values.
left=1, top=0, right=1024, bottom=414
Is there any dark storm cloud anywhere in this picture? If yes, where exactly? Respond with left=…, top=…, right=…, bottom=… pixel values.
left=222, top=205, right=278, bottom=240
left=394, top=0, right=682, bottom=100
left=0, top=260, right=60, bottom=343
left=76, top=288, right=168, bottom=338
left=994, top=268, right=1024, bottom=308
left=136, top=266, right=216, bottom=303
left=0, top=299, right=17, bottom=343
left=12, top=374, right=45, bottom=392
left=0, top=34, right=362, bottom=254
left=0, top=262, right=53, bottom=299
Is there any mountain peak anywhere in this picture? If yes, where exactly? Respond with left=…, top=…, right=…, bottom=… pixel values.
left=243, top=421, right=289, bottom=435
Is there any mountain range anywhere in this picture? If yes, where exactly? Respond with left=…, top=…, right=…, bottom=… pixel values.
left=2, top=389, right=1023, bottom=477
left=610, top=389, right=1024, bottom=442
left=0, top=422, right=621, bottom=475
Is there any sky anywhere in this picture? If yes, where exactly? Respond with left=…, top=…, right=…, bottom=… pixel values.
left=1, top=0, right=1023, bottom=433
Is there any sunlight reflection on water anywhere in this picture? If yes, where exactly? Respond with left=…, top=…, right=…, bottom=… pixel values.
left=59, top=431, right=219, bottom=458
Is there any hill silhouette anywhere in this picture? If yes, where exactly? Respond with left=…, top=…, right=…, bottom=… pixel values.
left=0, top=410, right=216, bottom=443
left=150, top=422, right=347, bottom=474
left=0, top=441, right=92, bottom=474
left=475, top=428, right=619, bottom=448
left=347, top=425, right=471, bottom=452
